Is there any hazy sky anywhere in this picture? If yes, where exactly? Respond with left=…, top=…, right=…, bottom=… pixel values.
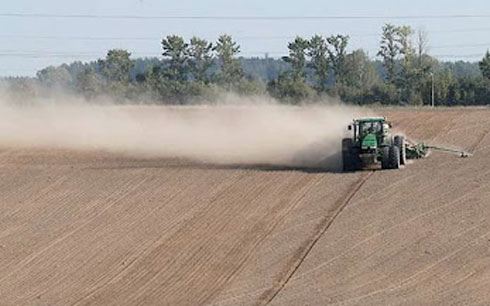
left=1, top=0, right=490, bottom=76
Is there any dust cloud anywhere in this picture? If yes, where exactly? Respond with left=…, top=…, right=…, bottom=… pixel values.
left=0, top=95, right=368, bottom=170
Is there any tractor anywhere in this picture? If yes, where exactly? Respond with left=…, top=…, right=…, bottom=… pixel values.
left=342, top=117, right=406, bottom=171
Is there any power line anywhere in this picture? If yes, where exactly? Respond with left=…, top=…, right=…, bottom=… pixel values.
left=1, top=13, right=490, bottom=20
left=431, top=42, right=490, bottom=49
left=0, top=51, right=483, bottom=60
left=0, top=34, right=297, bottom=41
left=431, top=27, right=490, bottom=33
left=432, top=53, right=484, bottom=58
left=0, top=34, right=380, bottom=42
left=0, top=34, right=482, bottom=46
left=0, top=51, right=289, bottom=58
left=0, top=41, right=488, bottom=58
left=0, top=35, right=159, bottom=41
left=1, top=26, right=490, bottom=42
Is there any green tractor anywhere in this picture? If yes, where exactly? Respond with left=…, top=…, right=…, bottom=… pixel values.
left=342, top=117, right=406, bottom=171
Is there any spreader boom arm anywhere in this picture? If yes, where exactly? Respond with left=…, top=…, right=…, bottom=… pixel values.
left=405, top=141, right=471, bottom=159
left=424, top=145, right=471, bottom=157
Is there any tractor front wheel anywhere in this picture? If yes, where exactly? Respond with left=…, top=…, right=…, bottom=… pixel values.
left=381, top=146, right=391, bottom=169
left=342, top=138, right=358, bottom=172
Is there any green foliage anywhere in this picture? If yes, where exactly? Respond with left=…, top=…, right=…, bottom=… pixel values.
left=397, top=26, right=415, bottom=63
left=214, top=34, right=243, bottom=87
left=343, top=49, right=380, bottom=90
left=268, top=73, right=316, bottom=104
left=233, top=78, right=267, bottom=96
left=282, top=36, right=310, bottom=81
left=188, top=37, right=214, bottom=83
left=161, top=35, right=189, bottom=81
left=395, top=25, right=422, bottom=104
left=376, top=24, right=436, bottom=105
left=307, top=35, right=329, bottom=91
left=371, top=83, right=400, bottom=104
left=76, top=67, right=102, bottom=98
left=239, top=57, right=289, bottom=81
left=446, top=61, right=480, bottom=78
left=96, top=49, right=134, bottom=99
left=378, top=24, right=400, bottom=84
left=479, top=51, right=490, bottom=80
left=326, top=34, right=349, bottom=84
left=4, top=78, right=38, bottom=102
left=24, top=28, right=490, bottom=106
left=434, top=69, right=456, bottom=106
left=98, top=49, right=133, bottom=84
left=37, top=66, right=73, bottom=89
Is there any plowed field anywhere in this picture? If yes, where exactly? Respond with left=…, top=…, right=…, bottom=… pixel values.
left=1, top=107, right=490, bottom=306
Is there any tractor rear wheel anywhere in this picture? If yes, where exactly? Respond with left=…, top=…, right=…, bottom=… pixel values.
left=389, top=145, right=400, bottom=169
left=394, top=135, right=406, bottom=165
left=342, top=138, right=358, bottom=172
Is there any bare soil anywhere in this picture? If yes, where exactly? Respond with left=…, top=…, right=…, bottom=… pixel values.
left=1, top=107, right=490, bottom=306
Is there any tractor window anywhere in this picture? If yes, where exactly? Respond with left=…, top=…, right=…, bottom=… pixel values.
left=360, top=122, right=382, bottom=135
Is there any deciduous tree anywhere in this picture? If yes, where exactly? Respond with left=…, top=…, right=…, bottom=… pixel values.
left=76, top=67, right=102, bottom=98
left=161, top=35, right=189, bottom=81
left=188, top=37, right=214, bottom=83
left=98, top=49, right=133, bottom=84
left=214, top=34, right=243, bottom=87
left=307, top=35, right=329, bottom=91
left=479, top=51, right=490, bottom=80
left=282, top=36, right=309, bottom=81
left=37, top=66, right=73, bottom=88
left=378, top=24, right=400, bottom=84
left=327, top=34, right=349, bottom=84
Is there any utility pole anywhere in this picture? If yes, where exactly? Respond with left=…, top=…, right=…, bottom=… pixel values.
left=430, top=72, right=435, bottom=108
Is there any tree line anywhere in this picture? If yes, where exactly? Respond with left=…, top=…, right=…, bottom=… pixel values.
left=6, top=24, right=490, bottom=106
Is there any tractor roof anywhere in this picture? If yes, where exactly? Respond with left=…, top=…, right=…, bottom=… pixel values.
left=355, top=117, right=386, bottom=123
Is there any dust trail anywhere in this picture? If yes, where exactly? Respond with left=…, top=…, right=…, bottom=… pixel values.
left=0, top=96, right=368, bottom=170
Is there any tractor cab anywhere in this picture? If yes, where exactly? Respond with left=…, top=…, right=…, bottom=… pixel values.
left=348, top=117, right=390, bottom=151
